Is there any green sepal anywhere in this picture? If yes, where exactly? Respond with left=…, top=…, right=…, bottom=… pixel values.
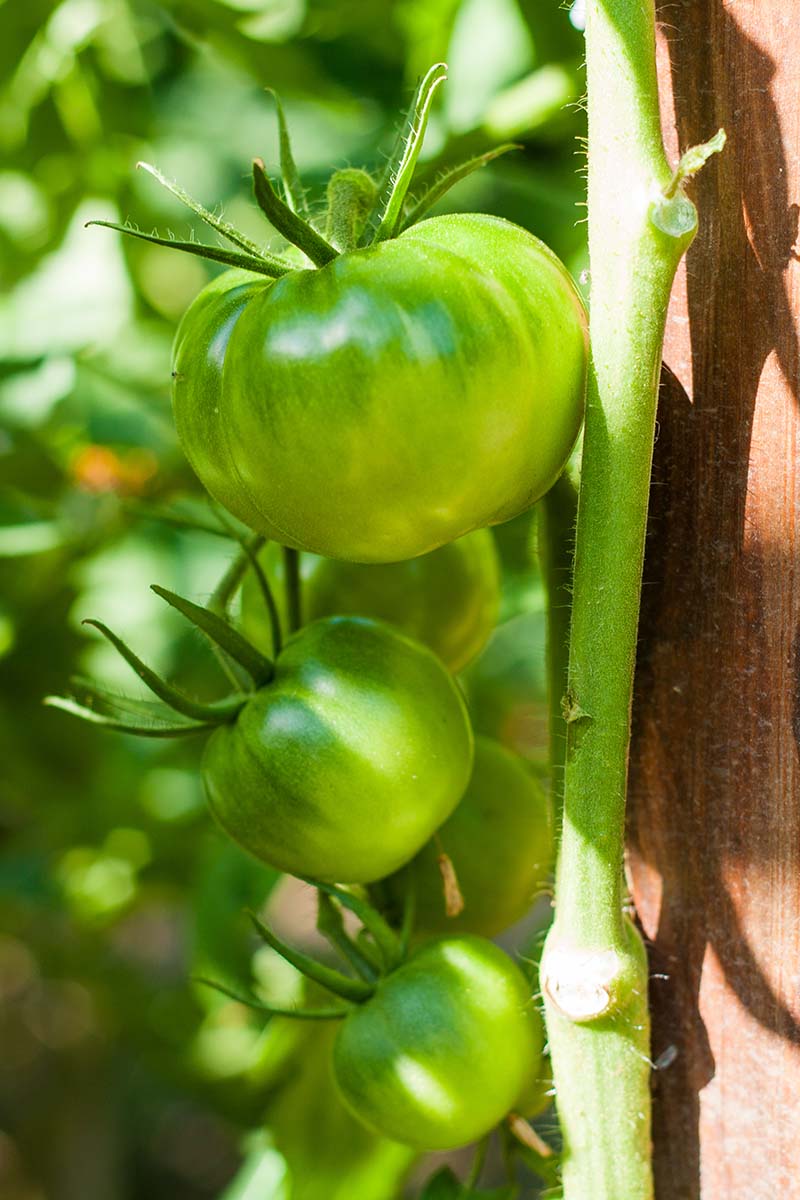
left=265, top=89, right=311, bottom=219
left=82, top=618, right=245, bottom=724
left=193, top=975, right=350, bottom=1020
left=86, top=220, right=288, bottom=278
left=247, top=910, right=374, bottom=1003
left=364, top=62, right=448, bottom=245
left=151, top=585, right=274, bottom=687
left=282, top=547, right=302, bottom=633
left=402, top=143, right=521, bottom=230
left=44, top=682, right=215, bottom=738
left=252, top=158, right=337, bottom=267
left=136, top=161, right=294, bottom=274
left=316, top=891, right=379, bottom=983
left=325, top=168, right=378, bottom=252
left=310, top=880, right=402, bottom=971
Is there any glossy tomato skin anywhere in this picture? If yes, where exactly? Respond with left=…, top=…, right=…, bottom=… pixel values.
left=172, top=269, right=284, bottom=539
left=240, top=530, right=500, bottom=672
left=332, top=935, right=543, bottom=1150
left=173, top=213, right=588, bottom=562
left=459, top=611, right=549, bottom=764
left=202, top=617, right=473, bottom=884
left=383, top=736, right=554, bottom=937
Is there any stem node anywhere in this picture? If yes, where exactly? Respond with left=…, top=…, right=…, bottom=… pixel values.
left=541, top=931, right=644, bottom=1024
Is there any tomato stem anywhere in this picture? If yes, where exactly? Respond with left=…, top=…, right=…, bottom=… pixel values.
left=397, top=870, right=416, bottom=960
left=312, top=881, right=403, bottom=972
left=316, top=891, right=379, bottom=983
left=208, top=536, right=263, bottom=615
left=325, top=168, right=377, bottom=251
left=540, top=3, right=722, bottom=1197
left=282, top=547, right=302, bottom=633
left=236, top=537, right=283, bottom=656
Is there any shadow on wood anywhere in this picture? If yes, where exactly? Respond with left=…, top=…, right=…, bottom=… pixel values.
left=628, top=4, right=800, bottom=1197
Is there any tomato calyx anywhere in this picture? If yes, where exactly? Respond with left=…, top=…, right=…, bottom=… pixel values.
left=87, top=62, right=520, bottom=279
left=44, top=576, right=275, bottom=737
left=198, top=878, right=412, bottom=1019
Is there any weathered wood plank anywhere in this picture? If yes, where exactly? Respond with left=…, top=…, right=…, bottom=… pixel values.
left=628, top=4, right=800, bottom=1196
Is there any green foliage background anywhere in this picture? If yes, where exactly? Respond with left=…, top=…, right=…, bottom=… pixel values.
left=0, top=2, right=584, bottom=1197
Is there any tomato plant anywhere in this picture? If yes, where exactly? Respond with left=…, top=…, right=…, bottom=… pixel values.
left=200, top=896, right=546, bottom=1158
left=93, top=65, right=587, bottom=566
left=381, top=736, right=553, bottom=937
left=240, top=530, right=500, bottom=672
left=45, top=60, right=594, bottom=1195
left=49, top=599, right=473, bottom=885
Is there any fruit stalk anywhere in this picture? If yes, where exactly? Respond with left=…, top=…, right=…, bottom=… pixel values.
left=539, top=2, right=714, bottom=1196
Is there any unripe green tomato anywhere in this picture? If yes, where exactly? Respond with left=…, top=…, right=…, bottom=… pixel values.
left=382, top=737, right=554, bottom=937
left=202, top=617, right=473, bottom=884
left=332, top=935, right=543, bottom=1150
left=459, top=611, right=549, bottom=763
left=172, top=213, right=587, bottom=562
left=240, top=531, right=500, bottom=673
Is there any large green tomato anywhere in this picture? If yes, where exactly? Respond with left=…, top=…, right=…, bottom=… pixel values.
left=202, top=617, right=473, bottom=884
left=382, top=737, right=554, bottom=937
left=240, top=531, right=500, bottom=672
left=173, top=213, right=588, bottom=562
left=332, top=935, right=543, bottom=1150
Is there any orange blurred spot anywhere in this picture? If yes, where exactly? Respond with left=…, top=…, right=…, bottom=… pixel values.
left=71, top=446, right=158, bottom=496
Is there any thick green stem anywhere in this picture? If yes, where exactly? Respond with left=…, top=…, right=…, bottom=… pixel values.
left=539, top=3, right=709, bottom=1197
left=538, top=470, right=578, bottom=818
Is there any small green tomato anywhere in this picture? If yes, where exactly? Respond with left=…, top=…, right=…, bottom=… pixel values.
left=332, top=934, right=543, bottom=1150
left=203, top=616, right=473, bottom=883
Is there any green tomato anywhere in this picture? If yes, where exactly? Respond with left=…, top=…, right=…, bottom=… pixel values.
left=202, top=617, right=473, bottom=884
left=332, top=934, right=543, bottom=1151
left=172, top=213, right=587, bottom=562
left=459, top=611, right=549, bottom=764
left=240, top=531, right=500, bottom=673
left=382, top=737, right=554, bottom=937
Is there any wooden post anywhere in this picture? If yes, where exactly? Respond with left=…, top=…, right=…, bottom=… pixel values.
left=628, top=3, right=800, bottom=1196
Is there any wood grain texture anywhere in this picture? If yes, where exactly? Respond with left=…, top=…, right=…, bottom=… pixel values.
left=627, top=3, right=800, bottom=1196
